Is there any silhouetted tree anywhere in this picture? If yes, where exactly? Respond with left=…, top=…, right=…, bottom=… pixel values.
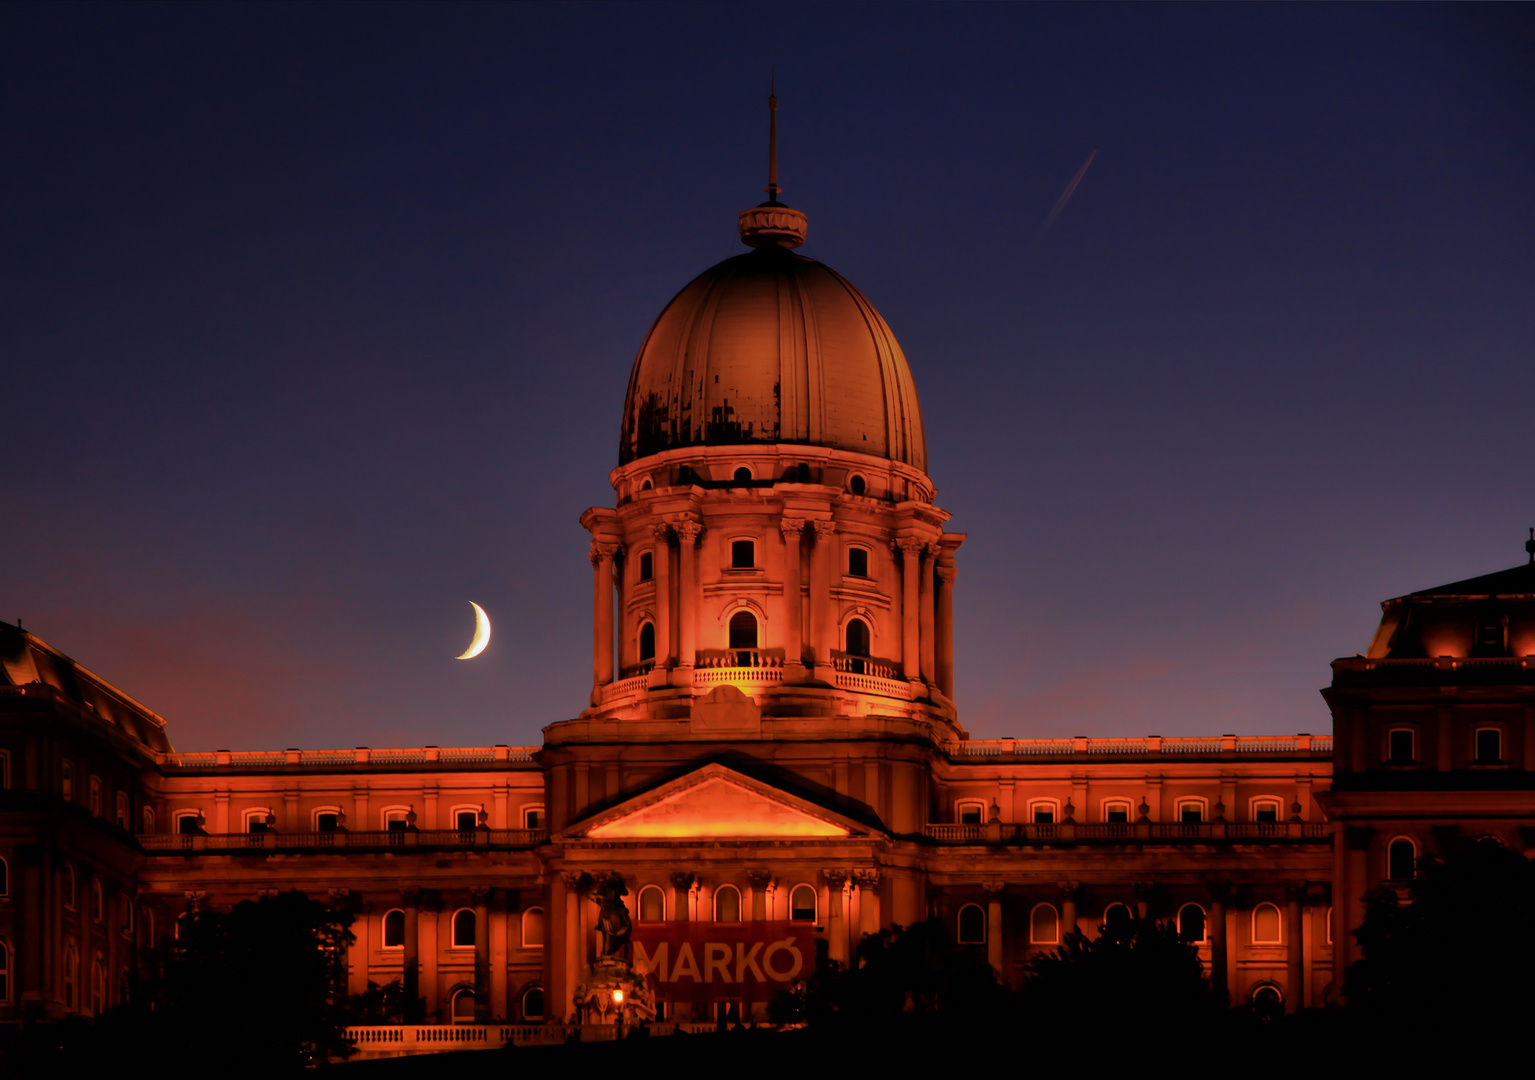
left=1017, top=916, right=1216, bottom=1026
left=111, top=890, right=356, bottom=1070
left=1347, top=836, right=1535, bottom=1024
left=774, top=919, right=1008, bottom=1032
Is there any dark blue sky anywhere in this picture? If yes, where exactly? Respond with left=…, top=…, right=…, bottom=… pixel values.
left=3, top=3, right=1531, bottom=750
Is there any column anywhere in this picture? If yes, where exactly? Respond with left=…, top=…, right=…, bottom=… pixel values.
left=747, top=870, right=772, bottom=921
left=984, top=882, right=1004, bottom=977
left=898, top=539, right=922, bottom=681
left=650, top=524, right=672, bottom=675
left=1207, top=881, right=1230, bottom=1004
left=919, top=543, right=937, bottom=686
left=780, top=520, right=805, bottom=672
left=402, top=888, right=421, bottom=1022
left=491, top=891, right=509, bottom=1022
left=1059, top=882, right=1079, bottom=940
left=472, top=887, right=491, bottom=1021
left=590, top=543, right=617, bottom=689
left=809, top=521, right=837, bottom=676
left=1285, top=882, right=1304, bottom=1014
left=349, top=901, right=372, bottom=996
left=854, top=870, right=881, bottom=936
left=669, top=872, right=693, bottom=1021
left=822, top=869, right=849, bottom=964
left=936, top=564, right=957, bottom=698
left=672, top=520, right=701, bottom=685
left=562, top=872, right=584, bottom=1023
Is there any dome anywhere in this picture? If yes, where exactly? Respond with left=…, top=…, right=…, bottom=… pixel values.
left=618, top=232, right=927, bottom=471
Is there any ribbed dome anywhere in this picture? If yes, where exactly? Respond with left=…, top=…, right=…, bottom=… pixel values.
left=619, top=243, right=927, bottom=471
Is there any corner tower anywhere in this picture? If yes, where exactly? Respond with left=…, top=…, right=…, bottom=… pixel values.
left=575, top=97, right=964, bottom=737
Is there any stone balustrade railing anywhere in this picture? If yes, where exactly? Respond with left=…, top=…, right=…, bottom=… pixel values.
left=951, top=734, right=1331, bottom=758
left=156, top=745, right=539, bottom=769
left=141, top=828, right=548, bottom=853
left=922, top=821, right=1330, bottom=843
left=343, top=1021, right=722, bottom=1059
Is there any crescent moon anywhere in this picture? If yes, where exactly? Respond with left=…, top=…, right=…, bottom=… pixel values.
left=456, top=602, right=491, bottom=660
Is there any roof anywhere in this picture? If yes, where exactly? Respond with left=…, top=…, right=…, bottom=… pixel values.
left=1406, top=561, right=1535, bottom=599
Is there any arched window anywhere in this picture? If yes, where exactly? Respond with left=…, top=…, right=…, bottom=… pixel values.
left=175, top=811, right=201, bottom=834
left=640, top=477, right=653, bottom=491
left=1176, top=800, right=1206, bottom=824
left=383, top=807, right=411, bottom=832
left=1029, top=903, right=1060, bottom=945
left=713, top=884, right=741, bottom=922
left=638, top=885, right=665, bottom=922
left=141, top=806, right=155, bottom=835
left=244, top=809, right=273, bottom=833
left=1252, top=902, right=1282, bottom=944
left=957, top=903, right=987, bottom=944
left=62, top=761, right=74, bottom=801
left=0, top=856, right=7, bottom=898
left=1103, top=902, right=1132, bottom=929
left=63, top=864, right=77, bottom=909
left=789, top=884, right=817, bottom=922
left=733, top=466, right=753, bottom=484
left=0, top=940, right=8, bottom=1004
left=1251, top=799, right=1282, bottom=823
left=89, top=777, right=101, bottom=817
left=1387, top=728, right=1415, bottom=764
left=451, top=988, right=476, bottom=1023
left=522, top=907, right=545, bottom=948
left=848, top=547, right=869, bottom=577
left=1102, top=800, right=1133, bottom=824
left=731, top=539, right=756, bottom=569
left=845, top=618, right=870, bottom=656
left=638, top=551, right=653, bottom=582
left=521, top=985, right=545, bottom=1021
left=522, top=806, right=545, bottom=830
left=1251, top=984, right=1283, bottom=1016
left=91, top=957, right=104, bottom=1014
left=1178, top=903, right=1207, bottom=943
left=315, top=810, right=341, bottom=832
left=1326, top=906, right=1333, bottom=946
left=638, top=622, right=656, bottom=663
left=956, top=800, right=985, bottom=825
left=453, top=808, right=480, bottom=831
left=451, top=909, right=476, bottom=948
left=120, top=895, right=133, bottom=935
left=1388, top=837, right=1417, bottom=880
left=728, top=610, right=758, bottom=650
left=1030, top=800, right=1058, bottom=824
left=92, top=879, right=103, bottom=923
left=383, top=909, right=405, bottom=948
left=0, top=749, right=8, bottom=789
left=115, top=791, right=129, bottom=830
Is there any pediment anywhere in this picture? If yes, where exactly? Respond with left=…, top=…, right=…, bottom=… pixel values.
left=569, top=763, right=865, bottom=840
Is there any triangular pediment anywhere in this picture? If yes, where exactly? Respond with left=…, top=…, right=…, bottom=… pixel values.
left=569, top=763, right=865, bottom=840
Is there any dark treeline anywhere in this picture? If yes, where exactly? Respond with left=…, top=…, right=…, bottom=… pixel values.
left=6, top=839, right=1534, bottom=1072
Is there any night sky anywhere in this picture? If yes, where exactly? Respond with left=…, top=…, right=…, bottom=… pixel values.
left=3, top=4, right=1531, bottom=751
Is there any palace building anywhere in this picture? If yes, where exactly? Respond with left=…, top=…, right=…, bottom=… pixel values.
left=3, top=110, right=1534, bottom=1041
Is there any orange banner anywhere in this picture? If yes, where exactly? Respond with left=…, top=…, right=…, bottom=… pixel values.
left=631, top=922, right=815, bottom=1003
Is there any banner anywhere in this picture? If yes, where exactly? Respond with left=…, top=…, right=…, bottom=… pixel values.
left=631, top=921, right=815, bottom=1003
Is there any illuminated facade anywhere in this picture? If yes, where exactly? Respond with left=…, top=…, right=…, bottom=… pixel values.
left=3, top=153, right=1534, bottom=1036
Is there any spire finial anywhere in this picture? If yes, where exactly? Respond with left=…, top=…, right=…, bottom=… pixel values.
left=766, top=74, right=781, bottom=205
left=1526, top=527, right=1534, bottom=565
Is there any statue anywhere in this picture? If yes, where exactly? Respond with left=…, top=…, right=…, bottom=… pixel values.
left=593, top=873, right=633, bottom=960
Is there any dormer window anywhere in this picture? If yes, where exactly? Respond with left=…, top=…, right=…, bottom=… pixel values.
left=731, top=540, right=756, bottom=569
left=733, top=467, right=752, bottom=484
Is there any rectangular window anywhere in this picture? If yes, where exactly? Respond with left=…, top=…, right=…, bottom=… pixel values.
left=1179, top=804, right=1204, bottom=824
left=1254, top=803, right=1280, bottom=823
left=1105, top=805, right=1130, bottom=824
left=456, top=810, right=479, bottom=830
left=638, top=551, right=653, bottom=582
left=316, top=813, right=339, bottom=832
left=176, top=814, right=200, bottom=835
left=1475, top=728, right=1502, bottom=765
left=1388, top=729, right=1415, bottom=765
left=731, top=540, right=755, bottom=569
left=1032, top=806, right=1054, bottom=824
left=523, top=807, right=544, bottom=830
left=248, top=817, right=268, bottom=833
left=848, top=548, right=869, bottom=577
left=957, top=803, right=983, bottom=825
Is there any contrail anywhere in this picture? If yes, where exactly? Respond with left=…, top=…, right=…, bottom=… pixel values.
left=1038, top=148, right=1097, bottom=238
